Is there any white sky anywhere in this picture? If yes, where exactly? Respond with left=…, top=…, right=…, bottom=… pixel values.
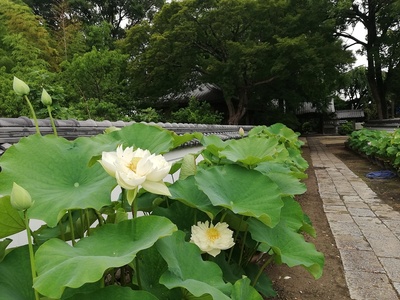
left=344, top=23, right=368, bottom=67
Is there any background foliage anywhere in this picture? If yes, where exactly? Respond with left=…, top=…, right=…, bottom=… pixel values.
left=0, top=0, right=399, bottom=125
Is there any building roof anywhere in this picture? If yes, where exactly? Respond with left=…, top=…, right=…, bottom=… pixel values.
left=296, top=100, right=335, bottom=115
left=335, top=109, right=365, bottom=119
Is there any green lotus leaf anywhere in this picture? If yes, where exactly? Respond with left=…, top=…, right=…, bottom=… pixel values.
left=179, top=154, right=197, bottom=180
left=172, top=132, right=202, bottom=149
left=0, top=246, right=35, bottom=300
left=0, top=239, right=12, bottom=263
left=169, top=176, right=221, bottom=220
left=200, top=134, right=227, bottom=157
left=231, top=277, right=263, bottom=300
left=135, top=246, right=181, bottom=299
left=220, top=137, right=280, bottom=165
left=287, top=148, right=309, bottom=171
left=195, top=165, right=283, bottom=227
left=248, top=218, right=324, bottom=279
left=279, top=196, right=315, bottom=237
left=109, top=123, right=175, bottom=154
left=156, top=231, right=232, bottom=299
left=0, top=134, right=118, bottom=227
left=65, top=286, right=158, bottom=300
left=0, top=196, right=25, bottom=238
left=34, top=216, right=177, bottom=299
left=255, top=165, right=306, bottom=196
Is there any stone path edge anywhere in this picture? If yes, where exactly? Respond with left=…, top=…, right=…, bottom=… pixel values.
left=308, top=136, right=400, bottom=300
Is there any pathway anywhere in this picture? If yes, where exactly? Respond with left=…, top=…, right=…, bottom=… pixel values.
left=308, top=136, right=400, bottom=300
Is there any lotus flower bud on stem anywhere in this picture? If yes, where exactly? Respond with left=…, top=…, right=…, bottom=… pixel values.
left=13, top=76, right=30, bottom=96
left=41, top=88, right=52, bottom=106
left=10, top=182, right=33, bottom=211
left=239, top=127, right=245, bottom=137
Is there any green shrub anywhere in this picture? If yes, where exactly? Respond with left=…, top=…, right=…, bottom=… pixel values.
left=338, top=121, right=354, bottom=135
left=171, top=97, right=223, bottom=124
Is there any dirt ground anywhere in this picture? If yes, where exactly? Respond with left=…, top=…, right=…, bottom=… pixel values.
left=266, top=136, right=400, bottom=300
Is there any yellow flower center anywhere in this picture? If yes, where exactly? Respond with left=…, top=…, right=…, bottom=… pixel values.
left=128, top=157, right=141, bottom=172
left=206, top=228, right=220, bottom=241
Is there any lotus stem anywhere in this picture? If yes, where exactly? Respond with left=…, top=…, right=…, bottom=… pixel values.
left=24, top=95, right=40, bottom=135
left=252, top=254, right=274, bottom=287
left=47, top=105, right=57, bottom=136
left=85, top=209, right=91, bottom=236
left=239, top=229, right=248, bottom=266
left=24, top=211, right=40, bottom=300
left=68, top=210, right=76, bottom=245
left=228, top=216, right=244, bottom=264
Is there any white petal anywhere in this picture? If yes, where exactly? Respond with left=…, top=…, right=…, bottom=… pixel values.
left=207, top=248, right=222, bottom=257
left=99, top=152, right=118, bottom=177
left=141, top=180, right=171, bottom=196
left=116, top=171, right=145, bottom=190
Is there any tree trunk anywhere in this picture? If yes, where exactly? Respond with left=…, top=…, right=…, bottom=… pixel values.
left=225, top=88, right=248, bottom=125
left=365, top=1, right=387, bottom=119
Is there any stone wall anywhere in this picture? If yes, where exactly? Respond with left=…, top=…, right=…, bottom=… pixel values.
left=0, top=117, right=253, bottom=154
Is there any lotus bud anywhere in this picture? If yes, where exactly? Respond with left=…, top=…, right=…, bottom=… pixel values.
left=104, top=126, right=121, bottom=134
left=10, top=183, right=33, bottom=211
left=41, top=88, right=52, bottom=106
left=13, top=76, right=30, bottom=96
left=239, top=127, right=245, bottom=137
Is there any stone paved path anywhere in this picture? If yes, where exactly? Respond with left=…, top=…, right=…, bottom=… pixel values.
left=308, top=136, right=400, bottom=300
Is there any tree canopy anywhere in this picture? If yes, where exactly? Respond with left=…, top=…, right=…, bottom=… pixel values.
left=2, top=0, right=400, bottom=125
left=333, top=0, right=400, bottom=119
left=122, top=0, right=352, bottom=124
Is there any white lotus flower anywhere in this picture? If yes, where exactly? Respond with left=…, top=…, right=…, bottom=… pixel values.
left=190, top=221, right=235, bottom=257
left=99, top=145, right=171, bottom=198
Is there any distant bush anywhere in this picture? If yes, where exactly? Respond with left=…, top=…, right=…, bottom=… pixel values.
left=171, top=97, right=223, bottom=124
left=338, top=121, right=354, bottom=135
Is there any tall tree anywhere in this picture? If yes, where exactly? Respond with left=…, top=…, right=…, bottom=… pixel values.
left=0, top=0, right=57, bottom=70
left=333, top=0, right=400, bottom=119
left=24, top=0, right=165, bottom=39
left=338, top=66, right=371, bottom=110
left=59, top=48, right=129, bottom=120
left=122, top=0, right=351, bottom=124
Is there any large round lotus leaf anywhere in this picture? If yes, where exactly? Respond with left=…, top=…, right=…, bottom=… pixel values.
left=221, top=137, right=280, bottom=165
left=109, top=123, right=175, bottom=154
left=0, top=134, right=118, bottom=227
left=0, top=196, right=25, bottom=238
left=66, top=286, right=159, bottom=300
left=169, top=176, right=221, bottom=220
left=195, top=165, right=283, bottom=227
left=0, top=246, right=35, bottom=300
left=34, top=216, right=177, bottom=299
left=248, top=218, right=324, bottom=279
left=157, top=231, right=231, bottom=300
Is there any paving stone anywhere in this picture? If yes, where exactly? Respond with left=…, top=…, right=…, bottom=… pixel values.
left=321, top=198, right=345, bottom=206
left=347, top=207, right=376, bottom=218
left=369, top=203, right=395, bottom=212
left=381, top=220, right=400, bottom=239
left=344, top=202, right=370, bottom=209
left=363, top=233, right=400, bottom=258
left=340, top=249, right=385, bottom=273
left=342, top=195, right=363, bottom=203
left=360, top=195, right=380, bottom=204
left=374, top=209, right=400, bottom=220
left=328, top=221, right=363, bottom=237
left=353, top=216, right=382, bottom=227
left=325, top=212, right=354, bottom=223
left=323, top=205, right=348, bottom=213
left=392, top=282, right=400, bottom=297
left=379, top=258, right=400, bottom=282
left=335, top=234, right=372, bottom=251
left=345, top=271, right=398, bottom=300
